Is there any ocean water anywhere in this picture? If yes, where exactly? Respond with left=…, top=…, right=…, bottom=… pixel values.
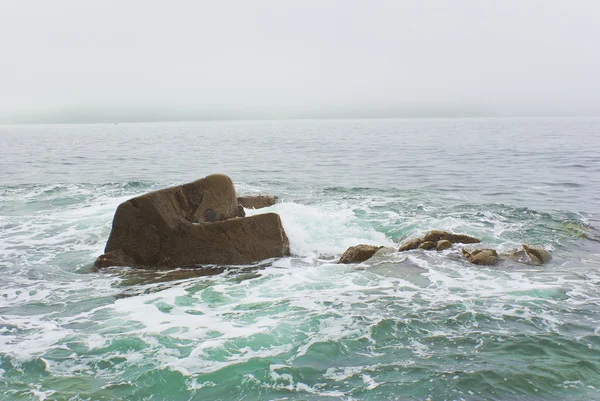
left=1, top=118, right=600, bottom=401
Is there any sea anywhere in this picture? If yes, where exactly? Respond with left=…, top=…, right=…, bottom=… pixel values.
left=1, top=118, right=600, bottom=401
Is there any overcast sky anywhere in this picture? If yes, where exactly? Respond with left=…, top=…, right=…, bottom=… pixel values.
left=1, top=0, right=599, bottom=123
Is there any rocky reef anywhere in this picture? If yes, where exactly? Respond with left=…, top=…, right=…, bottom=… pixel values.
left=339, top=230, right=551, bottom=267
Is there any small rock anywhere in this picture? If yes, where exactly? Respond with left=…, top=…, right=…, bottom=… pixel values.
left=237, top=194, right=277, bottom=209
left=462, top=248, right=498, bottom=265
left=418, top=241, right=437, bottom=250
left=522, top=244, right=551, bottom=265
left=423, top=230, right=481, bottom=244
left=398, top=237, right=424, bottom=252
left=437, top=240, right=452, bottom=251
left=338, top=244, right=383, bottom=264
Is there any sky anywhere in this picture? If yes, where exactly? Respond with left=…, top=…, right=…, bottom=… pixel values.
left=0, top=0, right=599, bottom=123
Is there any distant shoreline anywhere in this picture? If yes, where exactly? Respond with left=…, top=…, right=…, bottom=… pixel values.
left=1, top=114, right=599, bottom=126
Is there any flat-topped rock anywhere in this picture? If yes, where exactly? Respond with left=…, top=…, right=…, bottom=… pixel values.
left=237, top=194, right=277, bottom=209
left=423, top=230, right=480, bottom=244
left=95, top=174, right=290, bottom=268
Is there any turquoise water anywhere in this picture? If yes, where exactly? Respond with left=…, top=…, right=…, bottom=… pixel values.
left=1, top=118, right=600, bottom=400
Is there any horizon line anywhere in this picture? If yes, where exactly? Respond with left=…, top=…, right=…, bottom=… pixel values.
left=2, top=114, right=599, bottom=126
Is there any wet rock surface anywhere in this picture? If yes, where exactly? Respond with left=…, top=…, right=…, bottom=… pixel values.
left=462, top=248, right=499, bottom=265
left=423, top=230, right=481, bottom=244
left=338, top=244, right=383, bottom=264
left=436, top=239, right=452, bottom=251
left=522, top=244, right=552, bottom=265
left=399, top=230, right=481, bottom=252
left=418, top=241, right=437, bottom=250
left=398, top=237, right=424, bottom=252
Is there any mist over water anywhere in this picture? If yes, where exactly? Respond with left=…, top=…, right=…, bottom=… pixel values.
left=1, top=118, right=600, bottom=400
left=1, top=1, right=600, bottom=123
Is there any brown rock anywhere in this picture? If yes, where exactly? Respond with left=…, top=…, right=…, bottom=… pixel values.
left=398, top=237, right=424, bottom=252
left=462, top=248, right=498, bottom=265
left=338, top=244, right=383, bottom=264
left=238, top=194, right=277, bottom=209
left=95, top=175, right=289, bottom=268
left=193, top=174, right=243, bottom=222
left=424, top=230, right=481, bottom=244
left=522, top=244, right=552, bottom=265
left=418, top=241, right=437, bottom=250
left=437, top=240, right=452, bottom=251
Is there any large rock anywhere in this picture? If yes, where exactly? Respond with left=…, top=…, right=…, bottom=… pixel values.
left=423, top=230, right=481, bottom=244
left=95, top=174, right=290, bottom=268
left=238, top=194, right=277, bottom=209
left=462, top=248, right=498, bottom=265
left=522, top=244, right=551, bottom=265
left=338, top=244, right=383, bottom=264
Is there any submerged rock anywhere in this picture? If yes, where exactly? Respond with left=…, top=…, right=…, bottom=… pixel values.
left=237, top=194, right=277, bottom=209
left=501, top=245, right=551, bottom=265
left=462, top=248, right=498, bottom=265
left=338, top=244, right=383, bottom=264
left=95, top=174, right=290, bottom=268
left=369, top=246, right=398, bottom=260
left=522, top=244, right=552, bottom=265
left=423, top=230, right=481, bottom=244
left=436, top=239, right=452, bottom=251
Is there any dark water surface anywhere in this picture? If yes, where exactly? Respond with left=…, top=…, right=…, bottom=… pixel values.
left=1, top=118, right=600, bottom=400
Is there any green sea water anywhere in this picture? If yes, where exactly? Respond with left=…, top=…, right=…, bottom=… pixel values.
left=1, top=118, right=600, bottom=400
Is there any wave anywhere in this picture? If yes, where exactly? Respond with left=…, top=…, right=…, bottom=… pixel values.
left=1, top=180, right=600, bottom=400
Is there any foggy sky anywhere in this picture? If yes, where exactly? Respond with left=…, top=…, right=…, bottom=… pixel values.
left=1, top=0, right=599, bottom=123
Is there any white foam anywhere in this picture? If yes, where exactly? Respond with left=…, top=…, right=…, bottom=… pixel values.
left=29, top=386, right=56, bottom=401
left=247, top=201, right=395, bottom=257
left=2, top=183, right=599, bottom=396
